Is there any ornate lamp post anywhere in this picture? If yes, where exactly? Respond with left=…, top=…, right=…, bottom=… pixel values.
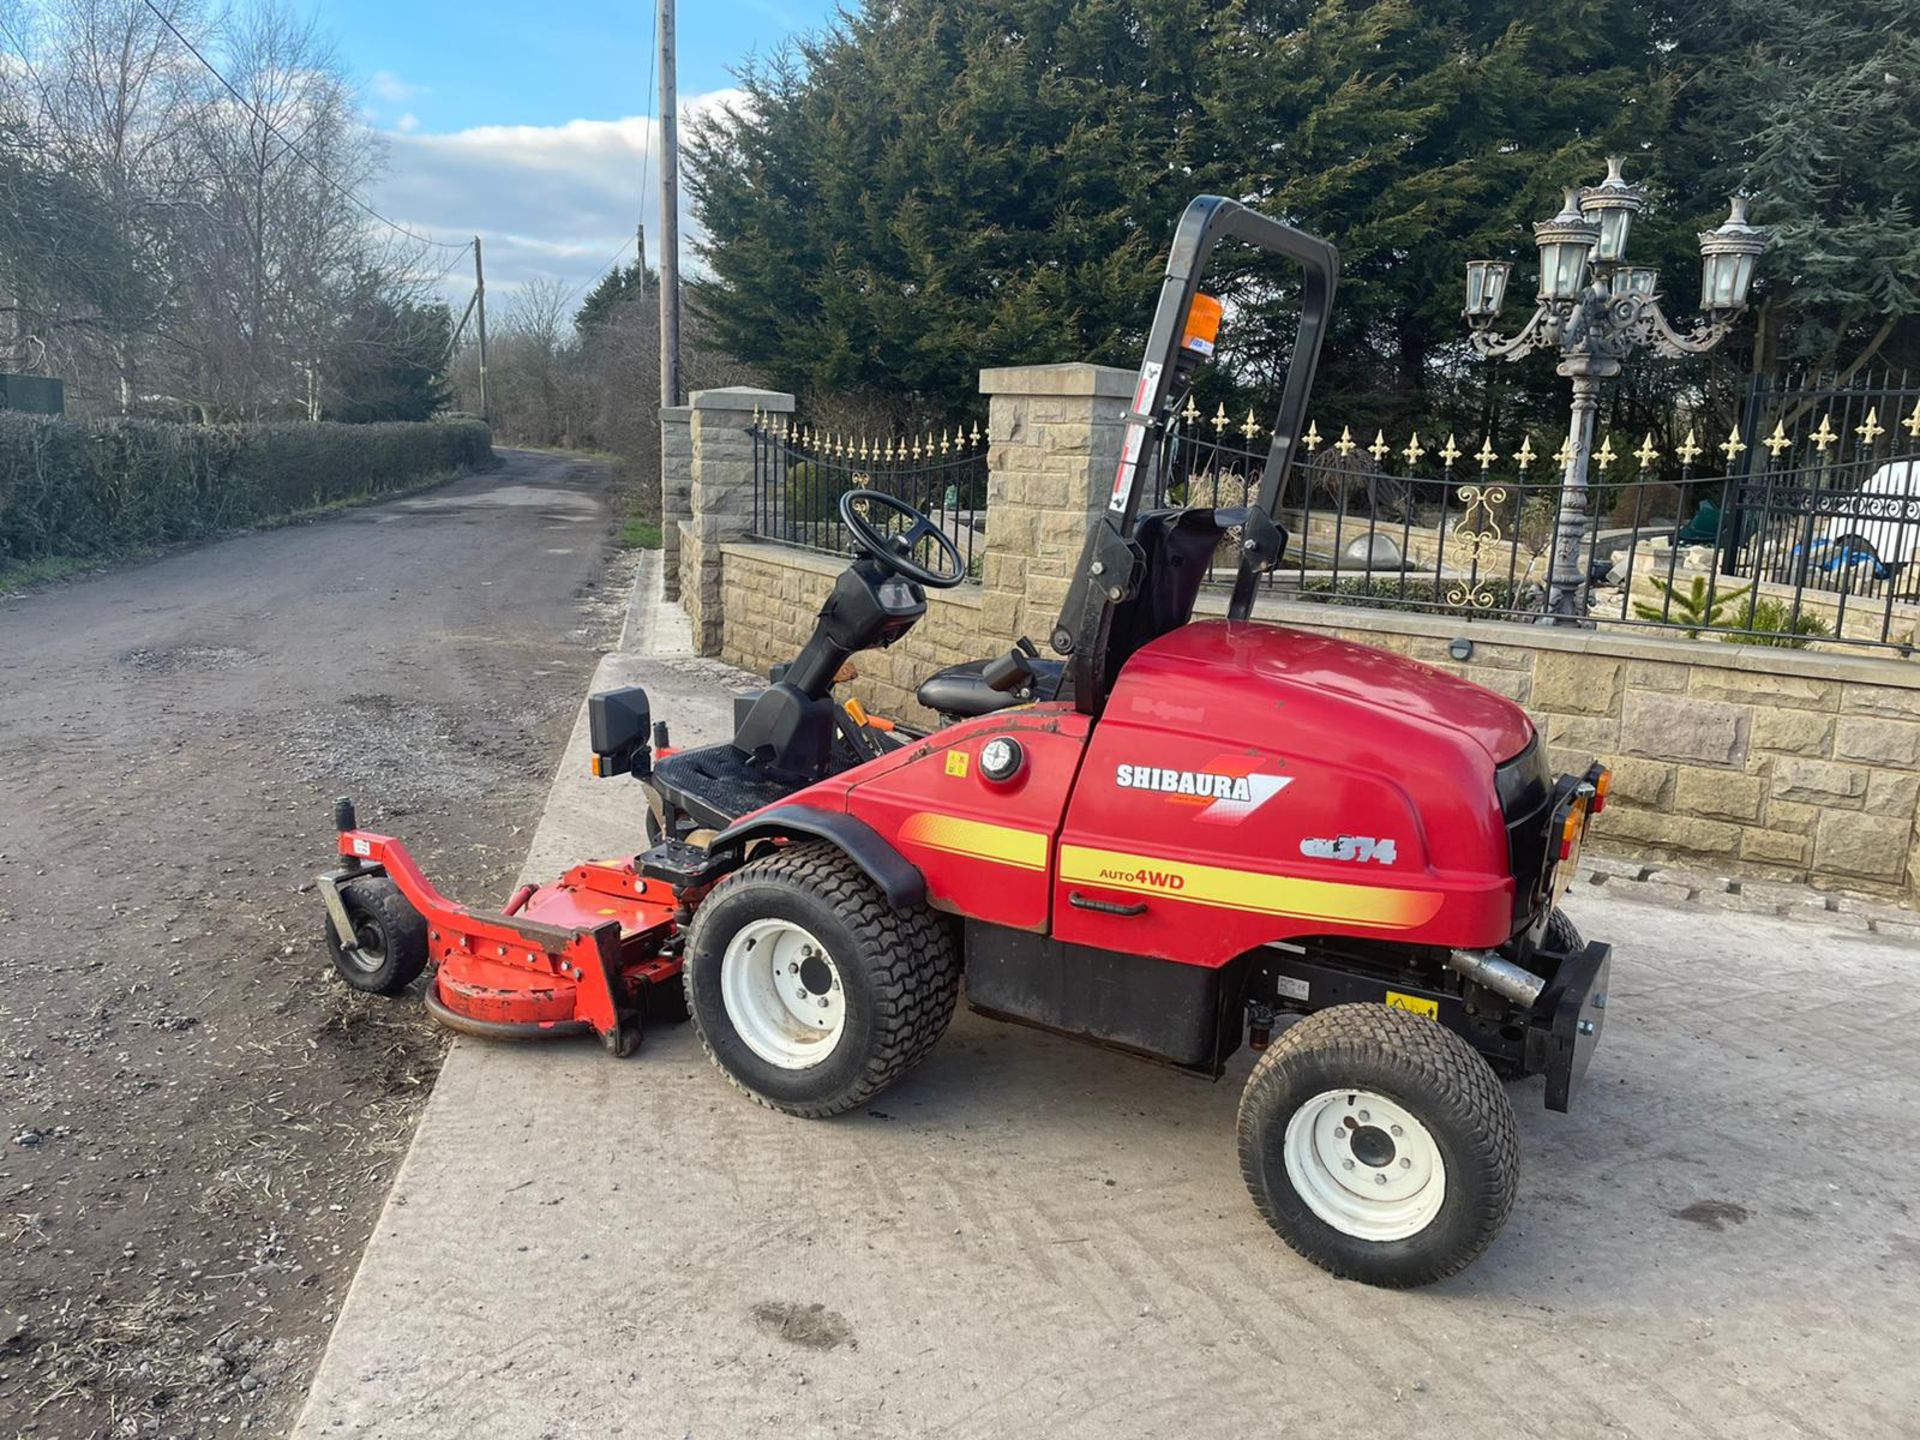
left=1464, top=158, right=1768, bottom=620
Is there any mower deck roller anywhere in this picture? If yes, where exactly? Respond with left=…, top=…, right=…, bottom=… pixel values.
left=318, top=799, right=684, bottom=1056
left=317, top=195, right=1620, bottom=1288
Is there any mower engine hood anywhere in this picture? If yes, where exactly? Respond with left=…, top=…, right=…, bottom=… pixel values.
left=1127, top=620, right=1536, bottom=767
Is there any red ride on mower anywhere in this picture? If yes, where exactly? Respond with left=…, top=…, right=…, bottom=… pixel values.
left=320, top=197, right=1612, bottom=1287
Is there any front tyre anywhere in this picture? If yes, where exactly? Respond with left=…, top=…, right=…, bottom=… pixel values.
left=1238, top=1004, right=1518, bottom=1287
left=684, top=843, right=959, bottom=1117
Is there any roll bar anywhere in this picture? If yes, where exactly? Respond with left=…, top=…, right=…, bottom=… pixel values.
left=1050, top=196, right=1339, bottom=714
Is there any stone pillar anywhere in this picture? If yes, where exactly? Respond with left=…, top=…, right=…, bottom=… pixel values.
left=659, top=404, right=692, bottom=601
left=681, top=386, right=795, bottom=654
left=976, top=362, right=1133, bottom=649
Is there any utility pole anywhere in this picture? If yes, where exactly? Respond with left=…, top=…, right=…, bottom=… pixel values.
left=657, top=0, right=681, bottom=411
left=473, top=235, right=491, bottom=425
left=636, top=221, right=649, bottom=303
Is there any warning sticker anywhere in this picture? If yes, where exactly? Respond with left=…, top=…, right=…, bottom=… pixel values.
left=1384, top=990, right=1439, bottom=1021
left=944, top=750, right=970, bottom=778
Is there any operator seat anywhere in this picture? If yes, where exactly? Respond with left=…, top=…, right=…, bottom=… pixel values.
left=915, top=655, right=1065, bottom=720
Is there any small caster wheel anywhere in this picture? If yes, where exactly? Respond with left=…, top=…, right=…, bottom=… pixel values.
left=606, top=1014, right=644, bottom=1057
left=324, top=877, right=428, bottom=996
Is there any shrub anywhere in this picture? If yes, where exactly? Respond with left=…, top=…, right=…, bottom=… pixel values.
left=0, top=415, right=491, bottom=566
left=781, top=459, right=854, bottom=525
left=1296, top=575, right=1523, bottom=614
left=1723, top=595, right=1833, bottom=649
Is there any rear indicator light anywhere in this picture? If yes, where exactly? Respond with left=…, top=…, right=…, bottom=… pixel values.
left=1591, top=766, right=1612, bottom=813
left=1558, top=802, right=1587, bottom=861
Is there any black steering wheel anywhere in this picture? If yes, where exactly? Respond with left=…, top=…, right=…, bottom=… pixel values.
left=838, top=488, right=968, bottom=589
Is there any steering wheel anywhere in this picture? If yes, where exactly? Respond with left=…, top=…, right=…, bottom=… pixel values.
left=838, top=488, right=968, bottom=589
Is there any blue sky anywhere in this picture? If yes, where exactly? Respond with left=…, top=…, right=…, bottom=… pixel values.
left=304, top=1, right=844, bottom=298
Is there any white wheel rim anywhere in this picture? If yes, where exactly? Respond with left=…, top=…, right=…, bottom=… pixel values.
left=719, top=918, right=846, bottom=1070
left=1282, top=1089, right=1447, bottom=1242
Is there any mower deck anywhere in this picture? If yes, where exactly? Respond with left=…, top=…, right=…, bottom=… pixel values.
left=321, top=820, right=683, bottom=1055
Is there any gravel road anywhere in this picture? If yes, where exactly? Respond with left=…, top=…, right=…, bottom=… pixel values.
left=0, top=450, right=627, bottom=1437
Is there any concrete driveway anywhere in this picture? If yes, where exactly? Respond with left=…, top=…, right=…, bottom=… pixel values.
left=294, top=577, right=1919, bottom=1440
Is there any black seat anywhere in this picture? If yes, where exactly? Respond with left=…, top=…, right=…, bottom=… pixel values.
left=916, top=657, right=1065, bottom=720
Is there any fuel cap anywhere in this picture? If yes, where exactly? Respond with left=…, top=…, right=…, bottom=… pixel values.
left=979, top=737, right=1024, bottom=782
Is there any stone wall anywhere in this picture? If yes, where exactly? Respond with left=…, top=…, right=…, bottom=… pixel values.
left=681, top=365, right=1920, bottom=902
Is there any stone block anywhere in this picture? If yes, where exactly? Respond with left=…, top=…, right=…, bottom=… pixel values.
left=1834, top=716, right=1920, bottom=770
left=1769, top=755, right=1866, bottom=804
left=1866, top=770, right=1920, bottom=819
left=1542, top=712, right=1618, bottom=752
left=1531, top=653, right=1621, bottom=716
left=1464, top=667, right=1530, bottom=703
left=1740, top=828, right=1812, bottom=869
left=1674, top=766, right=1766, bottom=821
left=1608, top=758, right=1673, bottom=807
left=1625, top=659, right=1690, bottom=693
left=1813, top=810, right=1913, bottom=883
left=1618, top=692, right=1749, bottom=767
left=1688, top=670, right=1838, bottom=711
left=1592, top=805, right=1741, bottom=857
left=1749, top=708, right=1834, bottom=757
left=1839, top=683, right=1920, bottom=720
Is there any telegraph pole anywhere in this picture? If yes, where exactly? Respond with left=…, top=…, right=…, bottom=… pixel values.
left=636, top=221, right=649, bottom=303
left=657, top=0, right=681, bottom=410
left=473, top=235, right=490, bottom=425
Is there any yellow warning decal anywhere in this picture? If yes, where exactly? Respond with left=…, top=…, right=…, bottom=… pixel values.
left=944, top=749, right=970, bottom=778
left=900, top=813, right=1048, bottom=871
left=1057, top=845, right=1443, bottom=930
left=1385, top=991, right=1440, bottom=1021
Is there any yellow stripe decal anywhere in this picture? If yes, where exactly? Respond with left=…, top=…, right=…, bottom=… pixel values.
left=1058, top=845, right=1443, bottom=930
left=899, top=813, right=1049, bottom=871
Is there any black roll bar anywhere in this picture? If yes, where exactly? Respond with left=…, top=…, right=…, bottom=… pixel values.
left=1050, top=196, right=1339, bottom=715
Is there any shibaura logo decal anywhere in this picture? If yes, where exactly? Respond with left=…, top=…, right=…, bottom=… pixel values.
left=1114, top=755, right=1292, bottom=824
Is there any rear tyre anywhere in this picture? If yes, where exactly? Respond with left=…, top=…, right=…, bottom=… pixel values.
left=324, top=876, right=429, bottom=996
left=684, top=843, right=959, bottom=1117
left=1238, top=1003, right=1518, bottom=1287
left=1544, top=906, right=1583, bottom=954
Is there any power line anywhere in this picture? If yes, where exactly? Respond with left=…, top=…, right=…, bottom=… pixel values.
left=137, top=0, right=467, bottom=252
left=638, top=3, right=659, bottom=220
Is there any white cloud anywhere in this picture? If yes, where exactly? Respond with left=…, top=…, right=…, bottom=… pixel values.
left=395, top=111, right=419, bottom=134
left=370, top=70, right=425, bottom=105
left=370, top=89, right=747, bottom=305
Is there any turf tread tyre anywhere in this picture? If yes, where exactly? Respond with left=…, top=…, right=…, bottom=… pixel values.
left=1238, top=1003, right=1518, bottom=1287
left=684, top=843, right=959, bottom=1117
left=1544, top=906, right=1582, bottom=953
left=324, top=876, right=429, bottom=996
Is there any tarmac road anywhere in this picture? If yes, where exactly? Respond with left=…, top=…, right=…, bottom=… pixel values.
left=0, top=451, right=626, bottom=1437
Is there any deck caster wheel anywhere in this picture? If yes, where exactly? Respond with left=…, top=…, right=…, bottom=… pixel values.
left=606, top=1013, right=644, bottom=1058
left=684, top=842, right=959, bottom=1117
left=1237, top=1003, right=1518, bottom=1287
left=324, top=876, right=429, bottom=996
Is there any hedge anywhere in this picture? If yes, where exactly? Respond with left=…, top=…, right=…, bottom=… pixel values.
left=0, top=415, right=493, bottom=566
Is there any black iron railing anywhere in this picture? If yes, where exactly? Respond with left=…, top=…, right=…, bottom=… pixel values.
left=1147, top=375, right=1920, bottom=653
left=750, top=414, right=986, bottom=580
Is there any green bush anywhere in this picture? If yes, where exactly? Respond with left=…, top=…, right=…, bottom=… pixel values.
left=1296, top=575, right=1523, bottom=613
left=1723, top=595, right=1833, bottom=649
left=0, top=415, right=491, bottom=566
left=782, top=459, right=854, bottom=525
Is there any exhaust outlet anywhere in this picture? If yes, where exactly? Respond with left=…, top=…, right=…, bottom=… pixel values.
left=1448, top=948, right=1547, bottom=1008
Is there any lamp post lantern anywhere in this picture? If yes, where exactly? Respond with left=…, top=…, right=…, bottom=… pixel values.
left=1464, top=159, right=1767, bottom=621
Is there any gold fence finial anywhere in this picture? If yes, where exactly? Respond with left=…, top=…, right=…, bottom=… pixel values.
left=1905, top=401, right=1920, bottom=440
left=1439, top=433, right=1461, bottom=467
left=1634, top=432, right=1660, bottom=468
left=1594, top=435, right=1616, bottom=474
left=1676, top=428, right=1703, bottom=465
left=1368, top=429, right=1390, bottom=462
left=1303, top=420, right=1322, bottom=452
left=1763, top=420, right=1791, bottom=459
left=1213, top=402, right=1230, bottom=433
left=1810, top=414, right=1838, bottom=453
left=1857, top=406, right=1886, bottom=446
left=1402, top=431, right=1426, bottom=467
left=1334, top=425, right=1357, bottom=457
left=1475, top=437, right=1497, bottom=470
left=1513, top=436, right=1536, bottom=471
left=1720, top=423, right=1746, bottom=463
